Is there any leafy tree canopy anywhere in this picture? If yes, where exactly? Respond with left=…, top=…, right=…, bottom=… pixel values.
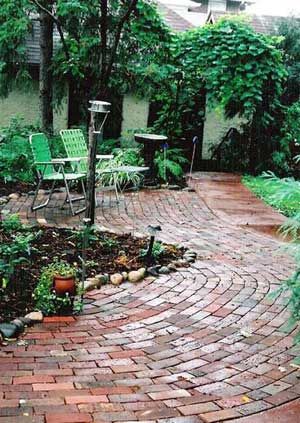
left=50, top=0, right=172, bottom=100
left=278, top=16, right=300, bottom=104
left=0, top=0, right=31, bottom=97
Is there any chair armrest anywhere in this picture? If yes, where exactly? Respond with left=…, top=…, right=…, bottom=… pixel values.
left=52, top=157, right=83, bottom=163
left=96, top=154, right=114, bottom=160
left=36, top=161, right=59, bottom=165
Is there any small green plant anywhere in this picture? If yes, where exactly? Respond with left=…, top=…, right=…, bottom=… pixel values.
left=0, top=232, right=36, bottom=289
left=97, top=147, right=144, bottom=189
left=140, top=240, right=165, bottom=260
left=33, top=261, right=80, bottom=316
left=0, top=213, right=37, bottom=290
left=154, top=147, right=188, bottom=182
left=69, top=224, right=98, bottom=247
left=1, top=213, right=24, bottom=232
left=100, top=235, right=120, bottom=251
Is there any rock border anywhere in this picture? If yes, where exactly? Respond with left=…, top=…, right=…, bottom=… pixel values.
left=0, top=206, right=196, bottom=342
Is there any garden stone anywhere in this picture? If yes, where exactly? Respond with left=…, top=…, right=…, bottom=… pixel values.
left=147, top=266, right=161, bottom=277
left=84, top=280, right=98, bottom=292
left=128, top=268, right=146, bottom=283
left=159, top=266, right=170, bottom=274
left=122, top=272, right=128, bottom=281
left=110, top=273, right=123, bottom=286
left=175, top=259, right=189, bottom=267
left=11, top=319, right=25, bottom=332
left=8, top=193, right=19, bottom=200
left=97, top=274, right=109, bottom=285
left=167, top=263, right=177, bottom=272
left=24, top=311, right=43, bottom=323
left=186, top=250, right=197, bottom=257
left=184, top=253, right=196, bottom=260
left=184, top=256, right=195, bottom=263
left=168, top=184, right=181, bottom=190
left=95, top=273, right=109, bottom=286
left=182, top=187, right=196, bottom=192
left=0, top=197, right=8, bottom=205
left=18, top=317, right=33, bottom=326
left=0, top=323, right=18, bottom=339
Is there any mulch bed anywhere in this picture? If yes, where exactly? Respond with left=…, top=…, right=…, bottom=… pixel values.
left=0, top=181, right=34, bottom=196
left=0, top=226, right=184, bottom=323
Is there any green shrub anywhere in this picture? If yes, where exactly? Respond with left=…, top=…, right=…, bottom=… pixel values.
left=272, top=100, right=300, bottom=175
left=0, top=117, right=40, bottom=183
left=260, top=175, right=300, bottom=343
left=243, top=173, right=300, bottom=217
left=99, top=138, right=120, bottom=154
left=0, top=213, right=37, bottom=291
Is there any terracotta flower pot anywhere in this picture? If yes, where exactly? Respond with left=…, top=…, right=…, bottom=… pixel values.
left=53, top=275, right=76, bottom=297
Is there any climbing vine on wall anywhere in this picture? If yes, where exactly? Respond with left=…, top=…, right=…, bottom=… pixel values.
left=152, top=16, right=286, bottom=171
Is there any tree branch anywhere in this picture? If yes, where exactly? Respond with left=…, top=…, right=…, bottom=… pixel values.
left=100, top=0, right=108, bottom=87
left=29, top=0, right=70, bottom=60
left=102, top=0, right=138, bottom=90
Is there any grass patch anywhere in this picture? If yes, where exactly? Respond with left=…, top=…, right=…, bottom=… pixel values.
left=243, top=174, right=300, bottom=218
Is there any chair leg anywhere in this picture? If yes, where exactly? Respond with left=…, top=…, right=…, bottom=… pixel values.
left=113, top=172, right=120, bottom=203
left=31, top=178, right=56, bottom=212
left=77, top=179, right=87, bottom=214
left=63, top=181, right=86, bottom=204
left=63, top=176, right=86, bottom=216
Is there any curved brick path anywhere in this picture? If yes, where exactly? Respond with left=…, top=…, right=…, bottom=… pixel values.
left=1, top=173, right=300, bottom=423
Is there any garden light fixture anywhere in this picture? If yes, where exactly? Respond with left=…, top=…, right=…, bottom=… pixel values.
left=88, top=100, right=111, bottom=134
left=85, top=100, right=111, bottom=224
left=146, top=224, right=162, bottom=265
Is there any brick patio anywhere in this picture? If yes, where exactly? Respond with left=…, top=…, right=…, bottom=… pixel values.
left=1, top=172, right=300, bottom=423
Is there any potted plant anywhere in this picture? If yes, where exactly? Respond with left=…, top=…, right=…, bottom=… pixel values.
left=52, top=261, right=77, bottom=297
left=33, top=261, right=81, bottom=316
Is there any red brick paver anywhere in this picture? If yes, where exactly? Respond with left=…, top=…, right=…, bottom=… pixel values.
left=1, top=173, right=298, bottom=422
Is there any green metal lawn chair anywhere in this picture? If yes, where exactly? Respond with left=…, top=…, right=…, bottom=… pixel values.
left=60, top=129, right=148, bottom=204
left=60, top=128, right=119, bottom=201
left=59, top=129, right=113, bottom=173
left=29, top=133, right=87, bottom=216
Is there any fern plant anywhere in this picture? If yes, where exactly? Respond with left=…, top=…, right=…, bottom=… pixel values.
left=264, top=172, right=300, bottom=344
left=154, top=147, right=188, bottom=182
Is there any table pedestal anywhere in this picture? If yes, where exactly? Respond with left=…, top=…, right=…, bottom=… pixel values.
left=134, top=134, right=167, bottom=185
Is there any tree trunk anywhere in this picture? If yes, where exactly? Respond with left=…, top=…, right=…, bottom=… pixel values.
left=39, top=5, right=53, bottom=135
left=67, top=75, right=81, bottom=127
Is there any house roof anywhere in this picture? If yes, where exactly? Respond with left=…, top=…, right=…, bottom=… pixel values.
left=206, top=10, right=287, bottom=34
left=24, top=5, right=289, bottom=65
left=156, top=2, right=195, bottom=31
left=25, top=19, right=60, bottom=65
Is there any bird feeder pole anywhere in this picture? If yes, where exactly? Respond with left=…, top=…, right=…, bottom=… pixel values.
left=85, top=100, right=111, bottom=224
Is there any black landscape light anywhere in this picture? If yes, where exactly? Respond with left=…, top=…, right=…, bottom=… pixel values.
left=146, top=224, right=162, bottom=265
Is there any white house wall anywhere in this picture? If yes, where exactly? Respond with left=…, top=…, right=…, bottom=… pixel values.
left=202, top=105, right=245, bottom=159
left=121, top=94, right=149, bottom=134
left=0, top=82, right=67, bottom=131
